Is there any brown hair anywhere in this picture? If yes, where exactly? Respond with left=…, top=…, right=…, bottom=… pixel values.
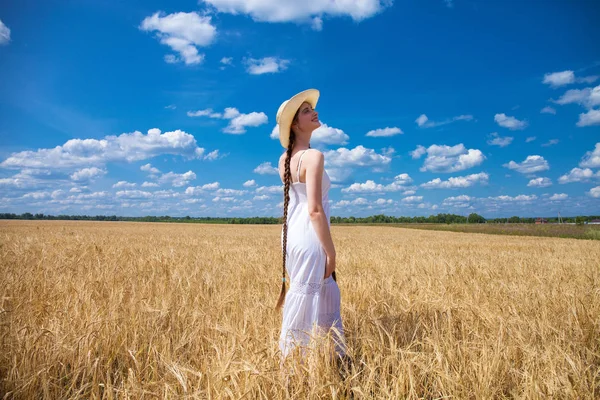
left=275, top=123, right=296, bottom=310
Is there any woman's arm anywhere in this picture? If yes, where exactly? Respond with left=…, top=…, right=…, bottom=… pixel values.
left=305, top=150, right=336, bottom=260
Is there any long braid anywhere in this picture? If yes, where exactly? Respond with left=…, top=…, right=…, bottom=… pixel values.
left=276, top=130, right=296, bottom=310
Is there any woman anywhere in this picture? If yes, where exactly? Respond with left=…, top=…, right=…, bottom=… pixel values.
left=275, top=89, right=346, bottom=359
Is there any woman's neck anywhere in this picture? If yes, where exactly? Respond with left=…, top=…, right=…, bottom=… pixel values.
left=294, top=133, right=312, bottom=150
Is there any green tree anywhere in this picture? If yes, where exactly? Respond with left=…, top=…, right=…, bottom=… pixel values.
left=468, top=213, right=486, bottom=223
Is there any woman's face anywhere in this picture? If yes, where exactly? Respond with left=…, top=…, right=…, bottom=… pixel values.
left=293, top=101, right=320, bottom=134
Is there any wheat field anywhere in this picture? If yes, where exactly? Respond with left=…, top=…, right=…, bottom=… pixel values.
left=0, top=220, right=598, bottom=399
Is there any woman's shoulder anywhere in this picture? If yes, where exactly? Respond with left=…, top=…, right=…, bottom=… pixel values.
left=305, top=148, right=322, bottom=155
left=304, top=148, right=324, bottom=164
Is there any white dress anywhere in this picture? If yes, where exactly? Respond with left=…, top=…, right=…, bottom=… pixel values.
left=279, top=149, right=346, bottom=358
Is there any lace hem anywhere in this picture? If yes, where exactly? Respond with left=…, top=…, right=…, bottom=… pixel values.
left=289, top=281, right=322, bottom=295
left=288, top=277, right=335, bottom=295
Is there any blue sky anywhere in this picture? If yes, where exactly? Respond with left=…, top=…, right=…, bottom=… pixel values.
left=0, top=0, right=599, bottom=218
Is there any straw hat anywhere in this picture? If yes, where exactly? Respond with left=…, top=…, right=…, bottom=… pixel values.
left=276, top=89, right=320, bottom=149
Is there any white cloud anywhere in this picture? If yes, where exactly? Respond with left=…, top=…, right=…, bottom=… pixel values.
left=165, top=104, right=176, bottom=110
left=270, top=123, right=349, bottom=146
left=70, top=167, right=106, bottom=181
left=201, top=0, right=390, bottom=27
left=415, top=114, right=428, bottom=127
left=487, top=132, right=513, bottom=147
left=151, top=190, right=180, bottom=199
left=402, top=196, right=423, bottom=203
left=311, top=124, right=350, bottom=145
left=187, top=108, right=223, bottom=118
left=22, top=191, right=50, bottom=200
left=381, top=147, right=395, bottom=157
left=441, top=195, right=473, bottom=209
left=245, top=57, right=290, bottom=75
left=141, top=182, right=159, bottom=188
left=341, top=182, right=383, bottom=194
left=183, top=198, right=203, bottom=204
left=553, top=85, right=600, bottom=109
left=443, top=195, right=472, bottom=203
left=558, top=168, right=600, bottom=184
left=18, top=169, right=52, bottom=177
left=543, top=70, right=598, bottom=87
left=341, top=174, right=413, bottom=193
left=203, top=150, right=222, bottom=161
left=324, top=145, right=391, bottom=168
left=191, top=107, right=268, bottom=134
left=140, top=163, right=160, bottom=174
left=112, top=181, right=137, bottom=188
left=0, top=170, right=59, bottom=189
left=0, top=128, right=209, bottom=171
left=488, top=194, right=537, bottom=202
left=494, top=113, right=528, bottom=130
left=541, top=139, right=560, bottom=147
left=311, top=16, right=323, bottom=31
left=333, top=197, right=369, bottom=208
left=164, top=54, right=178, bottom=64
left=213, top=196, right=236, bottom=203
left=215, top=188, right=247, bottom=196
left=580, top=76, right=600, bottom=84
left=375, top=198, right=394, bottom=205
left=51, top=190, right=65, bottom=199
left=365, top=127, right=403, bottom=137
left=526, top=137, right=537, bottom=143
left=421, top=172, right=489, bottom=189
left=589, top=186, right=600, bottom=198
left=243, top=179, right=257, bottom=187
left=393, top=173, right=413, bottom=185
left=116, top=190, right=153, bottom=199
left=0, top=19, right=10, bottom=45
left=540, top=106, right=556, bottom=115
left=527, top=177, right=552, bottom=188
left=256, top=185, right=283, bottom=194
left=140, top=12, right=216, bottom=65
left=254, top=162, right=278, bottom=175
left=503, top=155, right=549, bottom=174
left=410, top=145, right=427, bottom=159
left=543, top=70, right=575, bottom=87
left=549, top=193, right=568, bottom=201
left=577, top=109, right=600, bottom=127
left=202, top=182, right=220, bottom=190
left=415, top=114, right=473, bottom=128
left=220, top=57, right=233, bottom=65
left=253, top=195, right=270, bottom=201
left=415, top=144, right=485, bottom=173
left=579, top=143, right=600, bottom=168
left=185, top=182, right=220, bottom=195
left=158, top=171, right=196, bottom=187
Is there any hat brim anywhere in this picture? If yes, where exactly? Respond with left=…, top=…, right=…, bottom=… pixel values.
left=278, top=89, right=320, bottom=149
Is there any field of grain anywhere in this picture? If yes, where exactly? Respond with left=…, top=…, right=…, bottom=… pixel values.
left=1, top=220, right=599, bottom=399
left=380, top=222, right=600, bottom=240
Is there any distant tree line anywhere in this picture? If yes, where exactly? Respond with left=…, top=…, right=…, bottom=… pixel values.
left=1, top=212, right=598, bottom=224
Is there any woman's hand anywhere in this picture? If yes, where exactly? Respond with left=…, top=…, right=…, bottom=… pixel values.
left=324, top=255, right=336, bottom=279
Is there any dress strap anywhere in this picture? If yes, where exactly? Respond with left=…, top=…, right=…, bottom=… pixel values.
left=296, top=150, right=309, bottom=183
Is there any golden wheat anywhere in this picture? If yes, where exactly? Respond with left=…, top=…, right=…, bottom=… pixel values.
left=1, top=220, right=599, bottom=399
